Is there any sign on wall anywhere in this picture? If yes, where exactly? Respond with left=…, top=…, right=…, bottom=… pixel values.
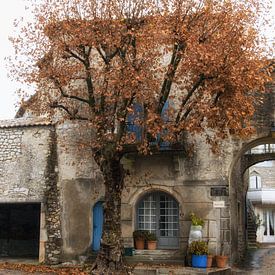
left=213, top=201, right=225, bottom=208
left=210, top=186, right=229, bottom=196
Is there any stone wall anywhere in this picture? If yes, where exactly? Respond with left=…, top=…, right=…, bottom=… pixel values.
left=44, top=129, right=62, bottom=264
left=0, top=119, right=56, bottom=262
left=0, top=120, right=51, bottom=202
left=55, top=121, right=104, bottom=261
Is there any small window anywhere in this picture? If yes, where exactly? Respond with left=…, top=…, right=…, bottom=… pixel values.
left=249, top=175, right=262, bottom=189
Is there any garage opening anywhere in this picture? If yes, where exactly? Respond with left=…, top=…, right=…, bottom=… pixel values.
left=0, top=203, right=40, bottom=258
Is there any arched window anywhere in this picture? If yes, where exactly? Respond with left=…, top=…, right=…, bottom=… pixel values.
left=249, top=174, right=262, bottom=189
left=136, top=191, right=179, bottom=249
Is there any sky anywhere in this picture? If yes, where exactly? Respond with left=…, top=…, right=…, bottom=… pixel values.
left=0, top=0, right=29, bottom=119
left=0, top=0, right=274, bottom=120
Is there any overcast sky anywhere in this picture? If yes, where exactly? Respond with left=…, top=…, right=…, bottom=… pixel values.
left=0, top=0, right=28, bottom=119
left=0, top=0, right=274, bottom=120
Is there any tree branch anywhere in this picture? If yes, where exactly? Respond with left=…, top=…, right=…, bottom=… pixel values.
left=53, top=80, right=90, bottom=104
left=65, top=47, right=85, bottom=64
left=157, top=41, right=185, bottom=114
left=96, top=46, right=119, bottom=65
left=50, top=103, right=88, bottom=120
left=176, top=75, right=218, bottom=123
left=176, top=74, right=206, bottom=123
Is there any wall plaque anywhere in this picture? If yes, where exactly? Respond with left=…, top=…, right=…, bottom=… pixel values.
left=210, top=186, right=228, bottom=196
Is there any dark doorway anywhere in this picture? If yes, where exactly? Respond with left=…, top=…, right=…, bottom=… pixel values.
left=0, top=203, right=40, bottom=258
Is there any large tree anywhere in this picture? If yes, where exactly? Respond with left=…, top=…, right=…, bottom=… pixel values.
left=9, top=0, right=272, bottom=273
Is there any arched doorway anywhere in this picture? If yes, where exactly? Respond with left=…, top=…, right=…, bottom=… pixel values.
left=230, top=138, right=275, bottom=262
left=92, top=201, right=103, bottom=251
left=136, top=191, right=179, bottom=249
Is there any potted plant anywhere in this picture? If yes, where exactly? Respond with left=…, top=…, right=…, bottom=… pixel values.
left=189, top=212, right=205, bottom=243
left=215, top=241, right=229, bottom=268
left=133, top=230, right=146, bottom=250
left=145, top=231, right=157, bottom=250
left=207, top=254, right=213, bottom=268
left=205, top=240, right=213, bottom=268
left=189, top=240, right=208, bottom=268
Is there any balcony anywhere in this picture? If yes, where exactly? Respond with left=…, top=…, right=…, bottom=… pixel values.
left=247, top=189, right=275, bottom=205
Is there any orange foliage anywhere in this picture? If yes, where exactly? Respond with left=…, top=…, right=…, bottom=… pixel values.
left=8, top=0, right=273, bottom=152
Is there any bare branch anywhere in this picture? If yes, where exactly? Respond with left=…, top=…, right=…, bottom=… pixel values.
left=157, top=41, right=185, bottom=114
left=53, top=80, right=90, bottom=104
left=50, top=102, right=88, bottom=120
left=176, top=74, right=205, bottom=123
left=96, top=46, right=119, bottom=64
left=65, top=48, right=85, bottom=64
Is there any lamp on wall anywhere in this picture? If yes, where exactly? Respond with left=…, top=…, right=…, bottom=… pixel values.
left=271, top=122, right=275, bottom=138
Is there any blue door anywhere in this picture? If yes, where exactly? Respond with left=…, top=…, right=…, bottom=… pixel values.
left=92, top=201, right=103, bottom=251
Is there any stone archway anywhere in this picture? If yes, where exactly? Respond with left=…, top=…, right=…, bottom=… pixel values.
left=229, top=137, right=275, bottom=263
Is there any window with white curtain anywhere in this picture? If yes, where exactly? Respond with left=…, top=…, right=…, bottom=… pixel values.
left=249, top=175, right=262, bottom=189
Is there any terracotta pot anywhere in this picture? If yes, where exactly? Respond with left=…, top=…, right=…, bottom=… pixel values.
left=135, top=239, right=145, bottom=250
left=207, top=255, right=213, bottom=268
left=147, top=241, right=157, bottom=250
left=216, top=255, right=228, bottom=268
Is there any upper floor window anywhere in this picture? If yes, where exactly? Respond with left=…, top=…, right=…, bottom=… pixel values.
left=249, top=174, right=262, bottom=189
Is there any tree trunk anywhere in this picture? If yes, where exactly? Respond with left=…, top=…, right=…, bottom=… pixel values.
left=91, top=154, right=129, bottom=274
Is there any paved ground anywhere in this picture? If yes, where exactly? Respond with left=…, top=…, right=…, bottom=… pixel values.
left=1, top=246, right=275, bottom=274
left=232, top=245, right=275, bottom=274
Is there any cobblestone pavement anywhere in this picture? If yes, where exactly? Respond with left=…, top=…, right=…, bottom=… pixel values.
left=232, top=247, right=275, bottom=274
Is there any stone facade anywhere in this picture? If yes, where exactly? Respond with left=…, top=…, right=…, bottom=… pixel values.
left=0, top=119, right=55, bottom=262
left=0, top=74, right=274, bottom=265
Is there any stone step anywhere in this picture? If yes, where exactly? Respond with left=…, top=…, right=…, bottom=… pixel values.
left=135, top=250, right=180, bottom=257
left=133, top=266, right=231, bottom=275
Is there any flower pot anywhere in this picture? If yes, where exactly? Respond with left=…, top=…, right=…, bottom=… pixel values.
left=207, top=255, right=213, bottom=268
left=189, top=225, right=202, bottom=243
left=147, top=240, right=157, bottom=250
left=216, top=255, right=228, bottom=268
left=135, top=239, right=145, bottom=250
left=191, top=254, right=207, bottom=268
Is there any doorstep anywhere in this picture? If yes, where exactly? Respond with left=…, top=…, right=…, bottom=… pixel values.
left=125, top=249, right=184, bottom=264
left=132, top=264, right=231, bottom=275
left=125, top=250, right=231, bottom=274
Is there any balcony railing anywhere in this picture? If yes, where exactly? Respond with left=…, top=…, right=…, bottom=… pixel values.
left=247, top=189, right=275, bottom=204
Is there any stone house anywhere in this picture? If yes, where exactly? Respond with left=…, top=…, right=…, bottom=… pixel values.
left=247, top=157, right=275, bottom=243
left=0, top=73, right=274, bottom=265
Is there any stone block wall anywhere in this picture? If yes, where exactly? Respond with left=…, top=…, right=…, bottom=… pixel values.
left=0, top=120, right=62, bottom=264
left=0, top=128, right=22, bottom=162
left=0, top=122, right=51, bottom=202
